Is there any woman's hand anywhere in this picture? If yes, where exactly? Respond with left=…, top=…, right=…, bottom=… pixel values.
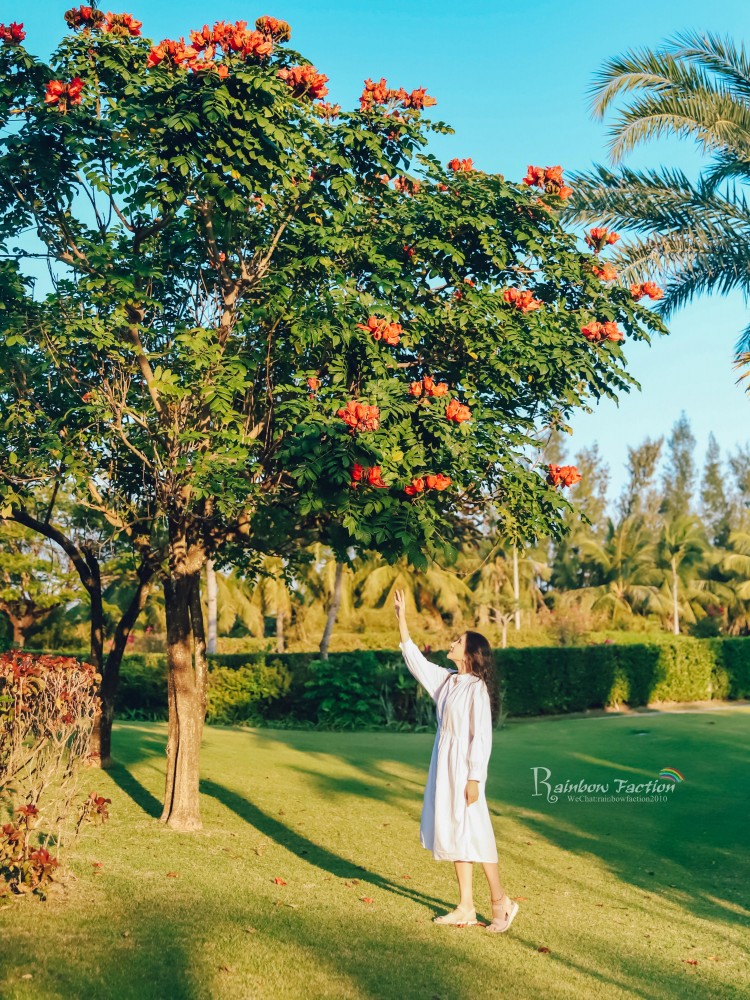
left=394, top=588, right=407, bottom=622
left=465, top=780, right=479, bottom=806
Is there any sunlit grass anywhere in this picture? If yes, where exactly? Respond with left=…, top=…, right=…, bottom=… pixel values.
left=1, top=708, right=749, bottom=999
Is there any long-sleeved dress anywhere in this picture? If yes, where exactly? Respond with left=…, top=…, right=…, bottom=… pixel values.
left=400, top=638, right=498, bottom=863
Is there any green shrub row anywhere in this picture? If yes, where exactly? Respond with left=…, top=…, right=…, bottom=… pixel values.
left=25, top=636, right=750, bottom=726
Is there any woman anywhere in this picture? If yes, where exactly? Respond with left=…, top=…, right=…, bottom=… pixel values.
left=395, top=589, right=519, bottom=933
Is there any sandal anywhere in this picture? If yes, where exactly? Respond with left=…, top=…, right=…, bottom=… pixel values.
left=433, top=904, right=478, bottom=927
left=485, top=895, right=519, bottom=933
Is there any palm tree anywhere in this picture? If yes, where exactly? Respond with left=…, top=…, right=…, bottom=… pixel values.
left=572, top=516, right=662, bottom=625
left=656, top=515, right=710, bottom=634
left=355, top=555, right=474, bottom=629
left=566, top=32, right=750, bottom=368
left=719, top=530, right=750, bottom=632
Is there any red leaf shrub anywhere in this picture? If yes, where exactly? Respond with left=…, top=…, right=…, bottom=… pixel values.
left=0, top=652, right=105, bottom=899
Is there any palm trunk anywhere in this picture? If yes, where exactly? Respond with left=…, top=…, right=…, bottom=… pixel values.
left=672, top=557, right=680, bottom=635
left=276, top=607, right=285, bottom=654
left=160, top=541, right=207, bottom=832
left=206, top=559, right=218, bottom=656
left=319, top=561, right=343, bottom=661
left=513, top=546, right=521, bottom=632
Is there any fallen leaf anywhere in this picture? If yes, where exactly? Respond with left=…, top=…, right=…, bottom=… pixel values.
left=360, top=896, right=374, bottom=904
left=682, top=959, right=699, bottom=966
left=401, top=875, right=412, bottom=880
left=21, top=974, right=33, bottom=980
left=512, top=896, right=527, bottom=901
left=219, top=965, right=235, bottom=973
left=122, top=931, right=130, bottom=938
left=538, top=946, right=551, bottom=954
left=91, top=861, right=104, bottom=868
left=244, top=927, right=257, bottom=934
left=595, top=903, right=604, bottom=907
left=166, top=872, right=179, bottom=878
left=273, top=877, right=287, bottom=885
left=382, top=823, right=390, bottom=827
left=707, top=956, right=719, bottom=962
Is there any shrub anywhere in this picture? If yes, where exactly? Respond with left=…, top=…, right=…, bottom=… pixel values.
left=206, top=661, right=293, bottom=725
left=0, top=652, right=107, bottom=899
left=303, top=653, right=386, bottom=728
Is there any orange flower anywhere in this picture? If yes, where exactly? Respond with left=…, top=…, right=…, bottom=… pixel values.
left=279, top=64, right=329, bottom=100
left=103, top=12, right=142, bottom=37
left=409, top=381, right=423, bottom=397
left=503, top=287, right=543, bottom=313
left=447, top=158, right=473, bottom=173
left=338, top=401, right=380, bottom=433
left=422, top=376, right=435, bottom=395
left=585, top=227, right=620, bottom=253
left=592, top=262, right=618, bottom=282
left=445, top=399, right=471, bottom=423
left=316, top=101, right=341, bottom=120
left=307, top=376, right=321, bottom=391
left=356, top=315, right=402, bottom=346
left=403, top=244, right=415, bottom=258
left=255, top=15, right=291, bottom=41
left=359, top=78, right=435, bottom=112
left=45, top=77, right=84, bottom=110
left=367, top=466, right=388, bottom=488
left=0, top=21, right=26, bottom=42
left=425, top=473, right=451, bottom=491
left=404, top=477, right=425, bottom=497
left=523, top=164, right=571, bottom=198
left=581, top=320, right=603, bottom=342
left=393, top=175, right=420, bottom=195
left=602, top=321, right=624, bottom=342
left=641, top=281, right=664, bottom=300
left=351, top=463, right=365, bottom=485
left=547, top=464, right=582, bottom=488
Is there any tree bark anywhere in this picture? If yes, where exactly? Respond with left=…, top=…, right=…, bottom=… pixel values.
left=160, top=546, right=207, bottom=832
left=672, top=557, right=680, bottom=635
left=512, top=546, right=521, bottom=632
left=319, top=561, right=343, bottom=661
left=206, top=559, right=218, bottom=655
left=90, top=564, right=154, bottom=767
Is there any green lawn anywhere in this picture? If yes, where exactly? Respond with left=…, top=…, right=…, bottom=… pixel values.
left=1, top=708, right=749, bottom=1000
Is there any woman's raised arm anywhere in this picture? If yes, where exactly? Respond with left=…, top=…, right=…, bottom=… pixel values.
left=394, top=588, right=451, bottom=702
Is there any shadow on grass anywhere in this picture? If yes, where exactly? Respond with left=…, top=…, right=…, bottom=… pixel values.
left=108, top=761, right=162, bottom=819
left=0, top=909, right=203, bottom=1000
left=201, top=778, right=447, bottom=913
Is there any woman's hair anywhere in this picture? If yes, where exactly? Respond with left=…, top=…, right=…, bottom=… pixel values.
left=463, top=630, right=501, bottom=726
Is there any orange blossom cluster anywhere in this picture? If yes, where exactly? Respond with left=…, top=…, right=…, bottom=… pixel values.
left=585, top=227, right=620, bottom=253
left=591, top=262, right=618, bottom=282
left=503, top=287, right=543, bottom=313
left=338, top=401, right=380, bottom=434
left=409, top=377, right=448, bottom=398
left=357, top=316, right=403, bottom=346
left=0, top=21, right=25, bottom=42
left=404, top=474, right=452, bottom=497
left=359, top=78, right=436, bottom=112
left=351, top=464, right=388, bottom=489
left=522, top=165, right=572, bottom=199
left=45, top=77, right=84, bottom=111
left=630, top=281, right=663, bottom=301
left=547, top=464, right=582, bottom=488
left=581, top=320, right=624, bottom=343
left=447, top=158, right=473, bottom=173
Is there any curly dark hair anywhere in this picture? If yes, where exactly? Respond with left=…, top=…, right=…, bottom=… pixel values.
left=463, top=630, right=501, bottom=725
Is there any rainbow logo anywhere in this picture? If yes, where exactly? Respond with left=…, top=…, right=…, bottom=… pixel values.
left=658, top=768, right=685, bottom=784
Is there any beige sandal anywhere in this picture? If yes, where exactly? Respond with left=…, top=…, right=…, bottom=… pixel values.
left=433, top=904, right=478, bottom=927
left=485, top=895, right=519, bottom=933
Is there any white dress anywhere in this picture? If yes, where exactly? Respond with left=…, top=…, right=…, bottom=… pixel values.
left=400, top=638, right=498, bottom=863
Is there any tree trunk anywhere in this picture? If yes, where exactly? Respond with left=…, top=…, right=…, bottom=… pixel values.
left=672, top=557, right=680, bottom=635
left=206, top=559, right=218, bottom=655
left=319, top=561, right=343, bottom=661
left=89, top=565, right=154, bottom=768
left=160, top=559, right=207, bottom=832
left=276, top=607, right=285, bottom=654
left=11, top=617, right=27, bottom=648
left=513, top=546, right=521, bottom=632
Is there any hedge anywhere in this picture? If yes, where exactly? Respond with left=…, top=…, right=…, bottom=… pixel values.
left=23, top=636, right=750, bottom=726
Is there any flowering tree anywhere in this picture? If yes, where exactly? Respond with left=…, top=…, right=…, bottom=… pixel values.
left=0, top=10, right=665, bottom=830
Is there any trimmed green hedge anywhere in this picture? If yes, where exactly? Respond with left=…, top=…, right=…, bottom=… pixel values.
left=25, top=637, right=750, bottom=725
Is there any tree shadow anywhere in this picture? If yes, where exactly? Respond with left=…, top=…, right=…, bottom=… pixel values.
left=201, top=778, right=447, bottom=912
left=107, top=761, right=162, bottom=819
left=0, top=908, right=203, bottom=1000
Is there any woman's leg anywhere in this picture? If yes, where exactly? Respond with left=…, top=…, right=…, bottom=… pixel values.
left=454, top=861, right=474, bottom=909
left=434, top=860, right=477, bottom=923
left=481, top=861, right=511, bottom=921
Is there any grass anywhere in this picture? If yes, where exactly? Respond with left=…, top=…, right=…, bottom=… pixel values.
left=1, top=708, right=749, bottom=999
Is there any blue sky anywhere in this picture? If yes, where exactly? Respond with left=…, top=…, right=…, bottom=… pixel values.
left=21, top=0, right=750, bottom=501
